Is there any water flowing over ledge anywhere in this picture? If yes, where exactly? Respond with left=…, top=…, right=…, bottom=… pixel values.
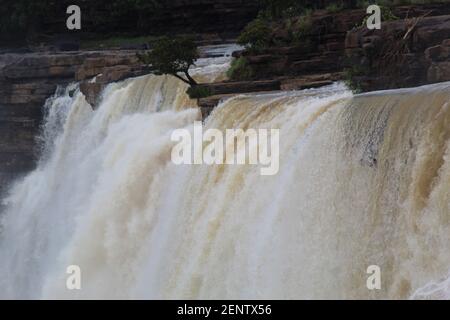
left=0, top=56, right=450, bottom=299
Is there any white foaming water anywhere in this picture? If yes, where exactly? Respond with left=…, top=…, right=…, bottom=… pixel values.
left=1, top=47, right=450, bottom=299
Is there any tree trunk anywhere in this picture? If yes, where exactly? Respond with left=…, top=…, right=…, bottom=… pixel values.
left=171, top=73, right=191, bottom=85
left=184, top=71, right=198, bottom=86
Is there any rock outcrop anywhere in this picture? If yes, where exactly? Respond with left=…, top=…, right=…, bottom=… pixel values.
left=197, top=73, right=340, bottom=118
left=196, top=79, right=281, bottom=96
left=0, top=50, right=149, bottom=193
left=235, top=4, right=450, bottom=88
left=345, top=14, right=450, bottom=91
left=237, top=9, right=366, bottom=80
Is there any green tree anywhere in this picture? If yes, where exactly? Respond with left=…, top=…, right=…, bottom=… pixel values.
left=138, top=36, right=199, bottom=86
left=237, top=16, right=271, bottom=51
left=0, top=0, right=54, bottom=42
left=259, top=0, right=302, bottom=19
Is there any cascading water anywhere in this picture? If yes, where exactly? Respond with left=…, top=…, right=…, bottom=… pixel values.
left=0, top=46, right=450, bottom=299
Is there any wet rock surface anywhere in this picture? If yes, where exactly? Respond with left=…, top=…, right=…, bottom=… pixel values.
left=0, top=50, right=149, bottom=188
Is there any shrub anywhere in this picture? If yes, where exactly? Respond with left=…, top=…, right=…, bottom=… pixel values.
left=259, top=0, right=305, bottom=20
left=343, top=65, right=369, bottom=93
left=226, top=57, right=254, bottom=81
left=382, top=6, right=400, bottom=21
left=186, top=86, right=212, bottom=99
left=326, top=2, right=345, bottom=13
left=0, top=0, right=54, bottom=42
left=291, top=10, right=313, bottom=42
left=237, top=17, right=271, bottom=52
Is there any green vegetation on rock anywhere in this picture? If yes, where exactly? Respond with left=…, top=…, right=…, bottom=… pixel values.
left=227, top=57, right=255, bottom=81
left=292, top=11, right=313, bottom=41
left=237, top=16, right=272, bottom=52
left=344, top=64, right=370, bottom=93
left=325, top=2, right=345, bottom=13
left=0, top=0, right=164, bottom=44
left=186, top=86, right=212, bottom=99
left=258, top=0, right=305, bottom=20
left=236, top=2, right=315, bottom=52
left=0, top=0, right=54, bottom=42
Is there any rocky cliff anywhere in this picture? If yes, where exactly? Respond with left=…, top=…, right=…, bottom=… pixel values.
left=2, top=3, right=450, bottom=194
left=198, top=3, right=450, bottom=115
left=0, top=51, right=150, bottom=194
left=345, top=13, right=450, bottom=91
left=234, top=4, right=450, bottom=83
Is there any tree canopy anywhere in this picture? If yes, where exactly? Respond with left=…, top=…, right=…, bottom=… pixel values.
left=138, top=36, right=199, bottom=86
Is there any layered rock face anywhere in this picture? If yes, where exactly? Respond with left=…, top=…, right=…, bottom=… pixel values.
left=197, top=74, right=339, bottom=118
left=238, top=9, right=366, bottom=80
left=0, top=51, right=149, bottom=193
left=346, top=13, right=450, bottom=92
left=237, top=4, right=450, bottom=87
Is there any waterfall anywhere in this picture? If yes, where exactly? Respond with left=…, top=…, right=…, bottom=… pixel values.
left=1, top=48, right=450, bottom=299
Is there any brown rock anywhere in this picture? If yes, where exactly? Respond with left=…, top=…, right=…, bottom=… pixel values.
left=79, top=82, right=104, bottom=108
left=0, top=49, right=152, bottom=186
left=425, top=41, right=450, bottom=62
left=345, top=14, right=450, bottom=92
left=196, top=80, right=281, bottom=96
left=428, top=61, right=450, bottom=83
